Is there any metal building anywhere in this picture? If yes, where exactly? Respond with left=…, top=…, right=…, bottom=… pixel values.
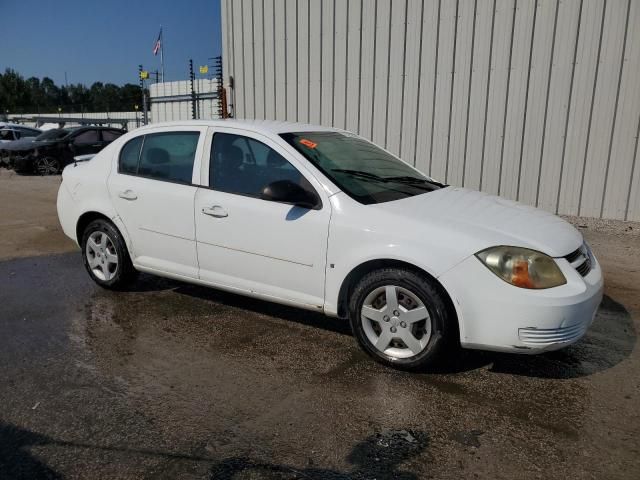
left=221, top=0, right=640, bottom=221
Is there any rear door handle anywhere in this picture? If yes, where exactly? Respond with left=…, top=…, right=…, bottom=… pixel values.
left=118, top=189, right=138, bottom=200
left=202, top=205, right=228, bottom=218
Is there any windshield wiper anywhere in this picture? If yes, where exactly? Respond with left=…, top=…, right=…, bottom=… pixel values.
left=331, top=169, right=388, bottom=182
left=385, top=176, right=447, bottom=188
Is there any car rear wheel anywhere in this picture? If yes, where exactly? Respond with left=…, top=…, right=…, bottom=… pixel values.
left=348, top=268, right=456, bottom=370
left=34, top=156, right=60, bottom=175
left=81, top=219, right=137, bottom=289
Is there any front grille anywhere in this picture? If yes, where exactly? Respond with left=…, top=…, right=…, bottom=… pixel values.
left=565, top=248, right=582, bottom=263
left=564, top=244, right=592, bottom=277
left=519, top=323, right=588, bottom=345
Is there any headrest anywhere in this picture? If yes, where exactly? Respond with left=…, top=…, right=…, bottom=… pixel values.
left=266, top=150, right=287, bottom=168
left=219, top=144, right=244, bottom=170
left=146, top=148, right=170, bottom=165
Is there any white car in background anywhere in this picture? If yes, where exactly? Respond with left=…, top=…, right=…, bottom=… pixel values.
left=56, top=120, right=603, bottom=369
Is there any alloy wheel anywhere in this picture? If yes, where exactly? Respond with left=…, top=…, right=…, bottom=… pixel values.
left=35, top=157, right=60, bottom=175
left=85, top=231, right=119, bottom=281
left=360, top=285, right=431, bottom=359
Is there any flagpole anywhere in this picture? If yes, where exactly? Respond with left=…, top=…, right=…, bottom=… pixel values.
left=160, top=26, right=165, bottom=83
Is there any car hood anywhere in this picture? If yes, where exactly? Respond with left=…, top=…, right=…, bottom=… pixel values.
left=375, top=186, right=582, bottom=258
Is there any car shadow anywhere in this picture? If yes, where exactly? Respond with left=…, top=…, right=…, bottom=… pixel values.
left=433, top=294, right=636, bottom=379
left=0, top=421, right=428, bottom=480
left=128, top=274, right=635, bottom=379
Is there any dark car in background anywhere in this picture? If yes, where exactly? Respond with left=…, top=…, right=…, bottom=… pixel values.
left=6, top=126, right=125, bottom=175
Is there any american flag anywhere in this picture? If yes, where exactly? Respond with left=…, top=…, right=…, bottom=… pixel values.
left=153, top=28, right=162, bottom=56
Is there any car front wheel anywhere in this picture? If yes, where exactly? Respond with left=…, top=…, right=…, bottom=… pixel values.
left=348, top=268, right=456, bottom=370
left=81, top=219, right=137, bottom=289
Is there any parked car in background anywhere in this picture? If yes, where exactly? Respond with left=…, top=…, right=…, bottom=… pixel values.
left=57, top=120, right=603, bottom=370
left=7, top=126, right=125, bottom=175
left=0, top=123, right=41, bottom=143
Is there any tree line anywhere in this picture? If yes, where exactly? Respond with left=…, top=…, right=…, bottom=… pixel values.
left=0, top=68, right=146, bottom=115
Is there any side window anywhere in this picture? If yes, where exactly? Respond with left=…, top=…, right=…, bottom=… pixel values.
left=0, top=130, right=15, bottom=141
left=138, top=132, right=199, bottom=184
left=119, top=136, right=143, bottom=174
left=210, top=133, right=309, bottom=198
left=102, top=130, right=123, bottom=142
left=73, top=130, right=99, bottom=144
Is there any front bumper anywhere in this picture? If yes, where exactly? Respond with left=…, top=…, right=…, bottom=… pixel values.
left=12, top=154, right=35, bottom=172
left=438, top=250, right=604, bottom=354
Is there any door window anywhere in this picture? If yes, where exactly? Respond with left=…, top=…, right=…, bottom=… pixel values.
left=73, top=129, right=99, bottom=145
left=119, top=136, right=143, bottom=174
left=138, top=132, right=199, bottom=184
left=102, top=129, right=123, bottom=142
left=210, top=133, right=311, bottom=198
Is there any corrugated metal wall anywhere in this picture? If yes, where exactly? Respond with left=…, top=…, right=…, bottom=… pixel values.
left=149, top=79, right=221, bottom=123
left=222, top=0, right=640, bottom=221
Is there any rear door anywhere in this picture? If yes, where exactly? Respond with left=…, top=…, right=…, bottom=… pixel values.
left=194, top=127, right=331, bottom=308
left=108, top=126, right=207, bottom=278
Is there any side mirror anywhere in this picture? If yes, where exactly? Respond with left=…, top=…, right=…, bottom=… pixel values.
left=261, top=180, right=321, bottom=210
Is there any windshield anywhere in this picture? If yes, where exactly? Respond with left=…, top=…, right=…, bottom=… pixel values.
left=280, top=131, right=445, bottom=205
left=35, top=128, right=74, bottom=141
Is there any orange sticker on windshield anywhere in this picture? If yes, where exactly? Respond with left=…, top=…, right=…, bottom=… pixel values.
left=300, top=138, right=318, bottom=149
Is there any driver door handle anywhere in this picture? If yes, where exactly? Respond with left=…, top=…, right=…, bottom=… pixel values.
left=118, top=189, right=138, bottom=200
left=202, top=205, right=228, bottom=218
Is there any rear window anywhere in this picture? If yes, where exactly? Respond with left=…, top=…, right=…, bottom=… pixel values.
left=119, top=136, right=143, bottom=174
left=135, top=132, right=199, bottom=184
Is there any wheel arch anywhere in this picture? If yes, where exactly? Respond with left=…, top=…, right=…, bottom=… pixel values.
left=75, top=211, right=131, bottom=253
left=335, top=258, right=460, bottom=340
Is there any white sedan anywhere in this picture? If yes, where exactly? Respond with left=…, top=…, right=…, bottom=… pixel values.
left=57, top=120, right=603, bottom=369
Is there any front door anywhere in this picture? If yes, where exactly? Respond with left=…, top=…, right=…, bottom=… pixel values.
left=108, top=127, right=206, bottom=278
left=194, top=128, right=331, bottom=308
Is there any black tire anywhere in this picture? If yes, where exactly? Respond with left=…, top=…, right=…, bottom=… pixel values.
left=80, top=219, right=138, bottom=290
left=34, top=156, right=61, bottom=175
left=348, top=268, right=457, bottom=370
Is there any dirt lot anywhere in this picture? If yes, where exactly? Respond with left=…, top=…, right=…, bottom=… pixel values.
left=1, top=171, right=639, bottom=479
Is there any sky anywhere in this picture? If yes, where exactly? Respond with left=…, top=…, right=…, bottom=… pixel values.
left=1, top=0, right=222, bottom=86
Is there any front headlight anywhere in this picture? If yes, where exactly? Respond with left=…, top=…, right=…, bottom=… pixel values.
left=475, top=246, right=566, bottom=289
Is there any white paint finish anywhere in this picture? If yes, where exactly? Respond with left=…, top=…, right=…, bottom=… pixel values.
left=537, top=0, right=581, bottom=213
left=579, top=0, right=628, bottom=218
left=106, top=125, right=208, bottom=278
left=602, top=0, right=640, bottom=219
left=59, top=119, right=603, bottom=356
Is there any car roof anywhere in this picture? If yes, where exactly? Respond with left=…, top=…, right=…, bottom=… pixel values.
left=0, top=122, right=40, bottom=130
left=133, top=119, right=341, bottom=135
